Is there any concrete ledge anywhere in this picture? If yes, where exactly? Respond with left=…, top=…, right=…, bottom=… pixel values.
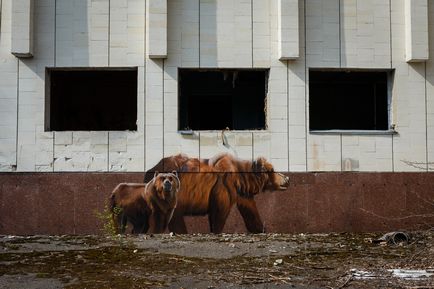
left=405, top=0, right=429, bottom=62
left=0, top=172, right=433, bottom=235
left=146, top=0, right=167, bottom=59
left=278, top=0, right=299, bottom=60
left=11, top=0, right=34, bottom=58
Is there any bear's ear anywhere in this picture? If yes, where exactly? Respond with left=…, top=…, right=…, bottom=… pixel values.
left=154, top=171, right=159, bottom=178
left=254, top=157, right=266, bottom=172
left=171, top=170, right=178, bottom=177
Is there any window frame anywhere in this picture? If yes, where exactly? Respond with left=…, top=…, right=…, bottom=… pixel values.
left=45, top=67, right=138, bottom=132
left=308, top=68, right=396, bottom=135
left=177, top=68, right=270, bottom=133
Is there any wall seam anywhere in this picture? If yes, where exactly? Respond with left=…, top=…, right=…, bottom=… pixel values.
left=162, top=59, right=165, bottom=171
left=15, top=59, right=19, bottom=170
left=390, top=0, right=394, bottom=172
left=389, top=0, right=392, bottom=69
left=251, top=0, right=254, bottom=162
left=425, top=62, right=428, bottom=171
left=338, top=0, right=342, bottom=68
left=0, top=0, right=2, bottom=33
left=107, top=132, right=110, bottom=171
left=198, top=131, right=201, bottom=168
left=54, top=0, right=57, bottom=67
left=108, top=0, right=110, bottom=65
left=304, top=0, right=308, bottom=172
left=144, top=0, right=147, bottom=172
left=251, top=0, right=253, bottom=68
left=339, top=0, right=342, bottom=172
left=340, top=134, right=343, bottom=171
left=251, top=132, right=254, bottom=161
left=198, top=0, right=201, bottom=68
left=107, top=0, right=111, bottom=172
left=287, top=60, right=290, bottom=170
left=53, top=0, right=57, bottom=172
left=198, top=0, right=201, bottom=165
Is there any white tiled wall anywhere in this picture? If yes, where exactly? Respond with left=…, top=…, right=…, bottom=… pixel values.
left=340, top=0, right=393, bottom=171
left=0, top=0, right=433, bottom=172
left=427, top=1, right=434, bottom=170
left=0, top=0, right=18, bottom=171
left=17, top=0, right=54, bottom=172
left=392, top=0, right=427, bottom=172
left=109, top=0, right=145, bottom=171
left=306, top=0, right=341, bottom=171
left=54, top=0, right=110, bottom=171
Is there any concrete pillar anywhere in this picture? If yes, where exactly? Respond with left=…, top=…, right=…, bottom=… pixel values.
left=405, top=0, right=429, bottom=62
left=11, top=0, right=34, bottom=58
left=278, top=0, right=299, bottom=60
left=147, top=0, right=167, bottom=59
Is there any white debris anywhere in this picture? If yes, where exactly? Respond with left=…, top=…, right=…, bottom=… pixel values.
left=388, top=269, right=434, bottom=279
left=273, top=259, right=283, bottom=266
left=350, top=269, right=377, bottom=279
left=133, top=249, right=138, bottom=253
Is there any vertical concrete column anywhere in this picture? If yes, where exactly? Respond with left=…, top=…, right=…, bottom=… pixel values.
left=405, top=0, right=429, bottom=62
left=11, top=0, right=33, bottom=57
left=147, top=0, right=167, bottom=59
left=278, top=0, right=299, bottom=60
left=0, top=0, right=2, bottom=32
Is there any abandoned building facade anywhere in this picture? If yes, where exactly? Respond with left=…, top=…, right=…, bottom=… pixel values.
left=0, top=0, right=434, bottom=234
left=0, top=0, right=433, bottom=173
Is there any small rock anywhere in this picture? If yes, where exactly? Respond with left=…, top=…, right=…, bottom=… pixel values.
left=133, top=249, right=138, bottom=253
left=273, top=259, right=283, bottom=266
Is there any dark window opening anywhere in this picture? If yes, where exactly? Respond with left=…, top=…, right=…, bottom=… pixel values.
left=46, top=67, right=137, bottom=131
left=178, top=69, right=268, bottom=130
left=309, top=69, right=391, bottom=131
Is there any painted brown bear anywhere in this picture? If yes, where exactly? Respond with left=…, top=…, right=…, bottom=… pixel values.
left=145, top=153, right=290, bottom=234
left=110, top=171, right=180, bottom=234
left=144, top=171, right=180, bottom=233
left=110, top=183, right=147, bottom=234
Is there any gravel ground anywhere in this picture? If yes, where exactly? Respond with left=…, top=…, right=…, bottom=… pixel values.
left=0, top=231, right=433, bottom=289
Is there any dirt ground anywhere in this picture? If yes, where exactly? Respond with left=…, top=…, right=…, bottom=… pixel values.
left=0, top=231, right=433, bottom=289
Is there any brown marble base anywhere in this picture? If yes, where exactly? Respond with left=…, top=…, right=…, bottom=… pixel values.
left=0, top=172, right=433, bottom=235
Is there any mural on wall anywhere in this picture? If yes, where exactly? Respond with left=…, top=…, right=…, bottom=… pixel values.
left=110, top=153, right=290, bottom=234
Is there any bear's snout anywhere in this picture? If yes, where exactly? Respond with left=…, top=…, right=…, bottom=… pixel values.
left=163, top=179, right=172, bottom=192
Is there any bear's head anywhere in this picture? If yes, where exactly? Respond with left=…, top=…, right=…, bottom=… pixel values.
left=153, top=171, right=180, bottom=204
left=253, top=157, right=290, bottom=191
